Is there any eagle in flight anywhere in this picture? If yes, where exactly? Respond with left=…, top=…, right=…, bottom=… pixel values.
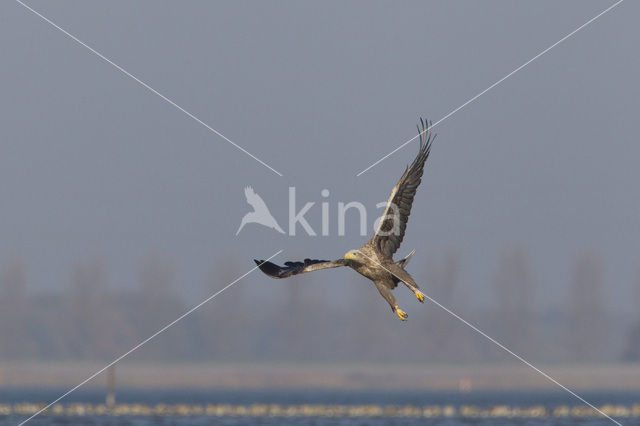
left=255, top=119, right=435, bottom=321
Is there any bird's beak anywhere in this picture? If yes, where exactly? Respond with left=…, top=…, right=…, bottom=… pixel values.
left=344, top=252, right=352, bottom=260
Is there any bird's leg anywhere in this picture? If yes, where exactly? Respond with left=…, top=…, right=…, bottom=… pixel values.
left=389, top=265, right=424, bottom=304
left=374, top=281, right=408, bottom=321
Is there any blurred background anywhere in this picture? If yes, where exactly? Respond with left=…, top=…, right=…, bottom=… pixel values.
left=0, top=0, right=639, bottom=389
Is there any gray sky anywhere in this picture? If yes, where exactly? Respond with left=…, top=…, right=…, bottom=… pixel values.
left=1, top=0, right=638, bottom=313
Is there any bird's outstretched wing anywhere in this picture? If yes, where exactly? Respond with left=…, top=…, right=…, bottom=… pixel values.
left=371, top=118, right=435, bottom=258
left=254, top=258, right=348, bottom=278
left=245, top=186, right=269, bottom=212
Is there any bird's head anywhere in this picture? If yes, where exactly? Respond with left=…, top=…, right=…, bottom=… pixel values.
left=344, top=250, right=362, bottom=262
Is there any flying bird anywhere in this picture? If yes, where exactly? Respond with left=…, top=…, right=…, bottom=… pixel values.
left=255, top=119, right=435, bottom=321
left=236, top=186, right=285, bottom=235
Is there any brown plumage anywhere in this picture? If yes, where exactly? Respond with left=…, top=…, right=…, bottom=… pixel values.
left=255, top=119, right=435, bottom=321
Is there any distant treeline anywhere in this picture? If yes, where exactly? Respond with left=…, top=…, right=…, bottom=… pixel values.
left=1, top=249, right=639, bottom=363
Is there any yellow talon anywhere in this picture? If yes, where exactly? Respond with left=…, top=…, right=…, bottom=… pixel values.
left=414, top=290, right=425, bottom=303
left=396, top=308, right=408, bottom=321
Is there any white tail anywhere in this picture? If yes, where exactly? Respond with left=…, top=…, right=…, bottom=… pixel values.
left=398, top=249, right=415, bottom=267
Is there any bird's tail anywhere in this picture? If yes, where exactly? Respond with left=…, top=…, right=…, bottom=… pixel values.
left=235, top=216, right=248, bottom=235
left=396, top=249, right=415, bottom=268
left=272, top=222, right=285, bottom=234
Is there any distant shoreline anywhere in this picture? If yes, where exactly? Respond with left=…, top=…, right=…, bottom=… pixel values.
left=2, top=401, right=637, bottom=419
left=1, top=362, right=639, bottom=391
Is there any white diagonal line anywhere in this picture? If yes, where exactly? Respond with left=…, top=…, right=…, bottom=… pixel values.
left=15, top=0, right=284, bottom=177
left=356, top=0, right=624, bottom=177
left=355, top=250, right=621, bottom=426
left=17, top=249, right=283, bottom=426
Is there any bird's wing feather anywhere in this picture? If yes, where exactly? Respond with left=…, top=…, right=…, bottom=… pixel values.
left=254, top=258, right=348, bottom=278
left=245, top=186, right=270, bottom=212
left=371, top=119, right=435, bottom=258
